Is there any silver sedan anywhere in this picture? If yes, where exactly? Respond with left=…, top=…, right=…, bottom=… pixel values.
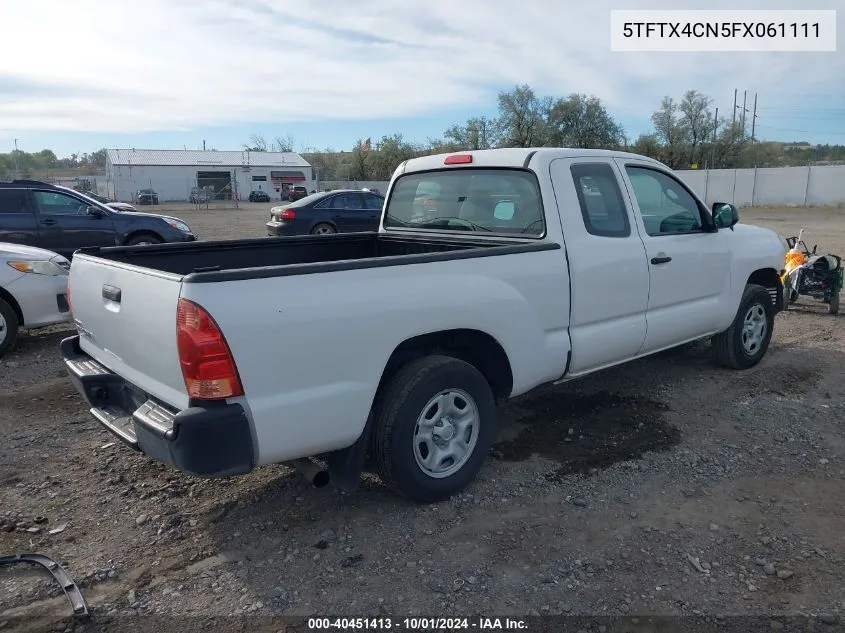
left=0, top=242, right=72, bottom=357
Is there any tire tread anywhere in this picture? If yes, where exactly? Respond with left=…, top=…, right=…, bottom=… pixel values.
left=371, top=355, right=495, bottom=502
left=0, top=298, right=19, bottom=357
left=713, top=283, right=773, bottom=369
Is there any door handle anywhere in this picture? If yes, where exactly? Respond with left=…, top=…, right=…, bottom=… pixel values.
left=651, top=256, right=672, bottom=265
left=102, top=285, right=121, bottom=303
left=40, top=219, right=58, bottom=226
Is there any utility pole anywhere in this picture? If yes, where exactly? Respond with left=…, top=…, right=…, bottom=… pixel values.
left=13, top=138, right=20, bottom=178
left=732, top=89, right=737, bottom=125
left=741, top=90, right=747, bottom=136
left=750, top=93, right=758, bottom=143
left=711, top=107, right=719, bottom=169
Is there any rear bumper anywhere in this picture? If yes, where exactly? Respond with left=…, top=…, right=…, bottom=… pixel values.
left=265, top=221, right=301, bottom=236
left=60, top=335, right=254, bottom=478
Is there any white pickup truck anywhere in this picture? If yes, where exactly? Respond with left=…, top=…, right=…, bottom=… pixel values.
left=61, top=148, right=786, bottom=503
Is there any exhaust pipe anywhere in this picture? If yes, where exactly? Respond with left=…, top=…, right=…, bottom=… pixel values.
left=289, top=458, right=330, bottom=488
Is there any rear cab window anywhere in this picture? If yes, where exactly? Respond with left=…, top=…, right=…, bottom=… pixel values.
left=383, top=169, right=545, bottom=237
left=570, top=163, right=631, bottom=237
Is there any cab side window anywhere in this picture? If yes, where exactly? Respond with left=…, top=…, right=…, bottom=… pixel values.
left=625, top=167, right=703, bottom=236
left=570, top=163, right=630, bottom=237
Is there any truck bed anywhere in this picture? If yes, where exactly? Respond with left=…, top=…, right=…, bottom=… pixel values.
left=76, top=232, right=557, bottom=282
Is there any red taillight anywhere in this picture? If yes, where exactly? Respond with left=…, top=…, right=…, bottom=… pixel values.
left=444, top=154, right=472, bottom=165
left=176, top=298, right=243, bottom=400
left=281, top=209, right=296, bottom=220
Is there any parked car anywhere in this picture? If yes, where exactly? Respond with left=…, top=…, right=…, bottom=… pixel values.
left=60, top=148, right=785, bottom=504
left=266, top=190, right=385, bottom=236
left=249, top=190, right=271, bottom=203
left=284, top=186, right=308, bottom=202
left=0, top=242, right=71, bottom=357
left=83, top=191, right=137, bottom=212
left=0, top=180, right=196, bottom=258
left=136, top=189, right=159, bottom=205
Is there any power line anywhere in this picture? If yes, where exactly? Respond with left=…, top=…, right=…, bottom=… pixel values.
left=755, top=123, right=845, bottom=135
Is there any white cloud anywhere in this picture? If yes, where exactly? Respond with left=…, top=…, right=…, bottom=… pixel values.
left=0, top=0, right=842, bottom=132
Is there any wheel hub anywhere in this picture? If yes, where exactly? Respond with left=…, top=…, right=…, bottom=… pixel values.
left=432, top=418, right=456, bottom=442
left=413, top=389, right=480, bottom=479
left=741, top=303, right=767, bottom=355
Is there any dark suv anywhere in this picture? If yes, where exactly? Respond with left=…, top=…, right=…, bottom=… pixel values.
left=0, top=180, right=196, bottom=258
left=249, top=190, right=271, bottom=202
left=286, top=186, right=308, bottom=202
left=136, top=189, right=159, bottom=205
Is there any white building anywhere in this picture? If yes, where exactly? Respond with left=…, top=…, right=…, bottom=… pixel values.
left=105, top=149, right=313, bottom=202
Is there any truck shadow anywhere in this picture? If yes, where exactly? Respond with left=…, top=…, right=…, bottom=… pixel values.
left=491, top=391, right=680, bottom=481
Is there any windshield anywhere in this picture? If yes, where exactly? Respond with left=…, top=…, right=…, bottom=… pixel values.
left=383, top=168, right=545, bottom=236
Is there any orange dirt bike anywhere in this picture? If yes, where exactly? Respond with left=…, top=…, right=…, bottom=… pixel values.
left=781, top=229, right=842, bottom=315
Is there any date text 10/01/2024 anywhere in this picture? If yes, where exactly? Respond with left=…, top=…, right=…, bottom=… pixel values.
left=307, top=618, right=528, bottom=630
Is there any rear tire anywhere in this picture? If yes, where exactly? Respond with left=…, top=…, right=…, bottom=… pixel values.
left=0, top=298, right=20, bottom=358
left=712, top=284, right=774, bottom=370
left=125, top=233, right=162, bottom=246
left=372, top=355, right=497, bottom=503
left=311, top=223, right=336, bottom=235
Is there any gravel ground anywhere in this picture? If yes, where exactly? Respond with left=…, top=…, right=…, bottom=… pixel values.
left=1, top=205, right=844, bottom=632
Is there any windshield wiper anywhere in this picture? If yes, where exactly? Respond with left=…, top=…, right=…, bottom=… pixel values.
left=417, top=217, right=493, bottom=232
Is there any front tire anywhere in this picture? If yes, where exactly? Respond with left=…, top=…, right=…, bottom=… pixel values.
left=372, top=355, right=497, bottom=503
left=125, top=233, right=162, bottom=246
left=0, top=298, right=20, bottom=358
left=712, top=284, right=775, bottom=369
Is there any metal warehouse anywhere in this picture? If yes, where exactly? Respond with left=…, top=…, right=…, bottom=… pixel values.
left=105, top=149, right=313, bottom=203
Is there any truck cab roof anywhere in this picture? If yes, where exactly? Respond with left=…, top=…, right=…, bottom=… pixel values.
left=397, top=148, right=667, bottom=175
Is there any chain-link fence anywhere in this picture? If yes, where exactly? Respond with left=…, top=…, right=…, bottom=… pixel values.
left=189, top=182, right=239, bottom=210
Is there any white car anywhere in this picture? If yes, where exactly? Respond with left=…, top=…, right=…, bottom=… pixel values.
left=61, top=148, right=786, bottom=503
left=0, top=243, right=72, bottom=357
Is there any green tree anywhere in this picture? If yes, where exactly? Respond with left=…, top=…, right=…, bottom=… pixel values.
left=496, top=84, right=550, bottom=147
left=349, top=139, right=372, bottom=180
left=678, top=90, right=715, bottom=167
left=546, top=94, right=625, bottom=149
left=368, top=134, right=420, bottom=180
left=90, top=148, right=107, bottom=169
left=443, top=116, right=499, bottom=150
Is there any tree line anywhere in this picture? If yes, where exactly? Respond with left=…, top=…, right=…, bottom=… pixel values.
left=274, top=85, right=845, bottom=181
left=3, top=85, right=844, bottom=182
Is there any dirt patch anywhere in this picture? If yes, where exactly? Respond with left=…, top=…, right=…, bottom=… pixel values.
left=492, top=392, right=680, bottom=479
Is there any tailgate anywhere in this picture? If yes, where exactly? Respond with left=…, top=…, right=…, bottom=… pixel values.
left=69, top=254, right=188, bottom=409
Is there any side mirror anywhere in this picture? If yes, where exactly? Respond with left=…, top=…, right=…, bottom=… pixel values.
left=712, top=202, right=739, bottom=230
left=87, top=206, right=107, bottom=218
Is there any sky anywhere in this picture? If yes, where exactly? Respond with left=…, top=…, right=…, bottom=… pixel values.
left=0, top=0, right=843, bottom=157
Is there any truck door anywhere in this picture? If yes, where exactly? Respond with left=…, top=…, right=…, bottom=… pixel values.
left=614, top=159, right=731, bottom=353
left=549, top=158, right=649, bottom=374
left=0, top=187, right=38, bottom=248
